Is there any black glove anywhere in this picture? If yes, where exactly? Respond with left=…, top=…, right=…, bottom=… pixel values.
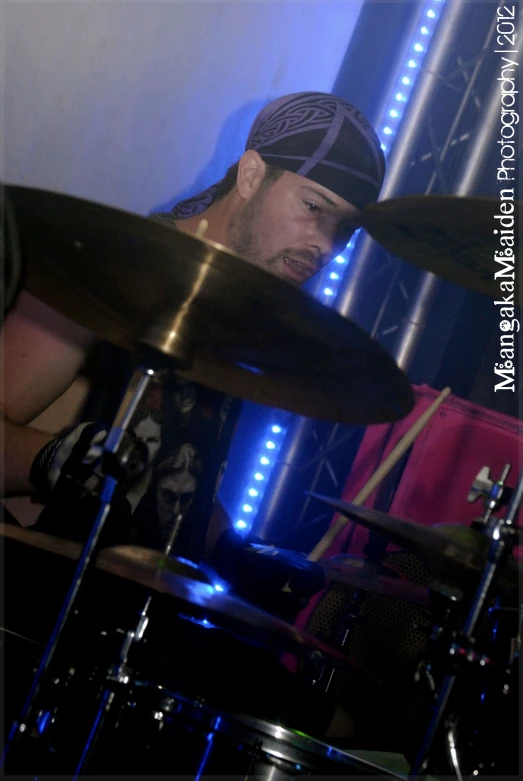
left=30, top=421, right=149, bottom=500
left=211, top=529, right=325, bottom=622
left=30, top=422, right=136, bottom=546
left=30, top=422, right=108, bottom=502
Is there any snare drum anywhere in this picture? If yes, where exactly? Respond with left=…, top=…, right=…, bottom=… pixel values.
left=81, top=682, right=403, bottom=778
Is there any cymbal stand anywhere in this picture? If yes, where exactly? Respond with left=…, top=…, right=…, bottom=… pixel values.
left=310, top=586, right=367, bottom=693
left=414, top=580, right=464, bottom=699
left=72, top=510, right=195, bottom=777
left=2, top=348, right=166, bottom=765
left=308, top=555, right=392, bottom=692
left=409, top=465, right=522, bottom=780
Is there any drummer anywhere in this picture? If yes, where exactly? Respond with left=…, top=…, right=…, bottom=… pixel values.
left=1, top=91, right=386, bottom=740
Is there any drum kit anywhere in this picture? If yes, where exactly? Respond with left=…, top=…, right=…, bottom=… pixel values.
left=1, top=184, right=521, bottom=779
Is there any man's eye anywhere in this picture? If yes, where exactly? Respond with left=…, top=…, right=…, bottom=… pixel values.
left=304, top=201, right=321, bottom=213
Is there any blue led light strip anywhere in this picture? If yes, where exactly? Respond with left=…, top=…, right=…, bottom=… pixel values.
left=234, top=422, right=288, bottom=532
left=379, top=0, right=444, bottom=157
left=234, top=0, right=445, bottom=532
left=315, top=0, right=445, bottom=308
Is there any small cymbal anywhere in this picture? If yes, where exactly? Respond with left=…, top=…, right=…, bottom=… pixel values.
left=361, top=195, right=520, bottom=304
left=308, top=494, right=521, bottom=589
left=0, top=524, right=365, bottom=672
left=319, top=554, right=430, bottom=607
left=6, top=185, right=413, bottom=425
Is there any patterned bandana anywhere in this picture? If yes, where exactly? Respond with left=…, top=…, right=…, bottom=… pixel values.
left=168, top=92, right=385, bottom=219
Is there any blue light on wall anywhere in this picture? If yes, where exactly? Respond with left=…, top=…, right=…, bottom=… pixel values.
left=313, top=0, right=445, bottom=309
left=233, top=0, right=445, bottom=534
left=379, top=0, right=445, bottom=158
left=234, top=421, right=289, bottom=532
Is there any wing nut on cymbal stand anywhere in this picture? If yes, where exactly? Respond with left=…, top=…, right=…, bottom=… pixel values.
left=468, top=464, right=514, bottom=530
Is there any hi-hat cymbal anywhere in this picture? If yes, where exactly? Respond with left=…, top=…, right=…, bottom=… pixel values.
left=0, top=523, right=365, bottom=672
left=6, top=185, right=413, bottom=425
left=319, top=554, right=430, bottom=607
left=99, top=545, right=370, bottom=670
left=361, top=195, right=520, bottom=304
left=308, top=494, right=521, bottom=589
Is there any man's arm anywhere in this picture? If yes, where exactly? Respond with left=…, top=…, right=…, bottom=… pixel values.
left=1, top=291, right=95, bottom=497
left=1, top=417, right=54, bottom=497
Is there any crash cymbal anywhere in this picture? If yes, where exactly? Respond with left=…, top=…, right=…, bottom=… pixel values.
left=361, top=195, right=520, bottom=304
left=6, top=185, right=413, bottom=425
left=308, top=495, right=521, bottom=589
left=319, top=554, right=430, bottom=607
left=0, top=524, right=364, bottom=672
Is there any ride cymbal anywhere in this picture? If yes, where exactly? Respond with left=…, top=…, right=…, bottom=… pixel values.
left=7, top=185, right=413, bottom=425
left=0, top=524, right=366, bottom=672
left=361, top=195, right=520, bottom=304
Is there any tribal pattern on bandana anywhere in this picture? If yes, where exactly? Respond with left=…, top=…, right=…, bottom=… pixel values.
left=162, top=91, right=385, bottom=221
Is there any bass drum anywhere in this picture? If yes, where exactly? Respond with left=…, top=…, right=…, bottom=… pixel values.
left=80, top=682, right=404, bottom=779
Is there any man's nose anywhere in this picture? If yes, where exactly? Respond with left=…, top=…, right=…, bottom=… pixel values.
left=307, top=231, right=335, bottom=268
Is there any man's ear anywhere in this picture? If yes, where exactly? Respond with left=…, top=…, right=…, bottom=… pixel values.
left=236, top=150, right=267, bottom=201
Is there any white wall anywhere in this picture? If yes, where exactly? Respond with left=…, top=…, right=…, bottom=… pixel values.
left=3, top=1, right=364, bottom=216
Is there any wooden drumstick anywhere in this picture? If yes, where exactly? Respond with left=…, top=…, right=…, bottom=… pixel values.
left=307, top=386, right=452, bottom=563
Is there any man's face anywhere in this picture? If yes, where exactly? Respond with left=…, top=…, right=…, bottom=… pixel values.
left=226, top=170, right=361, bottom=286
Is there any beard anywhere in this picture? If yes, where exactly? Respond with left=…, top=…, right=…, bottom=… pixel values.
left=226, top=188, right=285, bottom=279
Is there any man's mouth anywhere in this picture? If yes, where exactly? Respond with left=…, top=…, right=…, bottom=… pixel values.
left=282, top=256, right=316, bottom=282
